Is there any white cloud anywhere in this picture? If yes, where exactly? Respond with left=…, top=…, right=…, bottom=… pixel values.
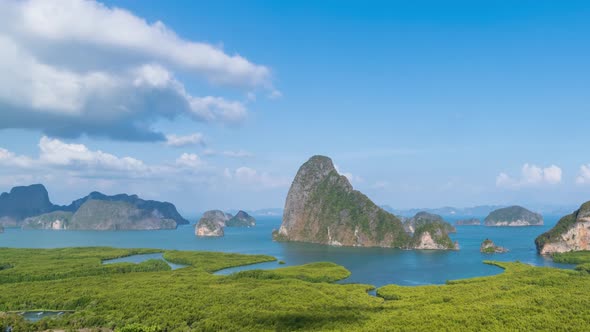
left=0, top=0, right=276, bottom=141
left=175, top=153, right=204, bottom=168
left=576, top=165, right=590, bottom=185
left=204, top=149, right=254, bottom=158
left=496, top=163, right=562, bottom=189
left=38, top=136, right=147, bottom=172
left=165, top=133, right=206, bottom=147
left=231, top=167, right=289, bottom=188
left=0, top=148, right=35, bottom=168
left=334, top=164, right=364, bottom=184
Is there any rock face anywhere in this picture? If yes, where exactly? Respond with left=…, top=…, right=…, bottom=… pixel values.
left=63, top=192, right=189, bottom=225
left=456, top=218, right=481, bottom=226
left=480, top=239, right=508, bottom=253
left=0, top=184, right=58, bottom=227
left=195, top=210, right=232, bottom=237
left=535, top=201, right=590, bottom=254
left=484, top=206, right=543, bottom=226
left=22, top=211, right=73, bottom=230
left=226, top=210, right=256, bottom=227
left=274, top=155, right=457, bottom=250
left=23, top=201, right=177, bottom=230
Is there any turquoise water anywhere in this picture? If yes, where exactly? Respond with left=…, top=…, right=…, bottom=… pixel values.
left=0, top=216, right=572, bottom=287
left=102, top=252, right=187, bottom=270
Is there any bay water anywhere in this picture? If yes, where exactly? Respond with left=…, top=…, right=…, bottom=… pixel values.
left=0, top=215, right=572, bottom=287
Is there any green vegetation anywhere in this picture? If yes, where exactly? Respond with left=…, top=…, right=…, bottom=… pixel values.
left=552, top=251, right=590, bottom=265
left=306, top=170, right=409, bottom=247
left=411, top=222, right=456, bottom=249
left=1, top=248, right=590, bottom=331
left=484, top=205, right=542, bottom=226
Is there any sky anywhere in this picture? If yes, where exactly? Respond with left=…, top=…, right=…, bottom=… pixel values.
left=0, top=0, right=589, bottom=215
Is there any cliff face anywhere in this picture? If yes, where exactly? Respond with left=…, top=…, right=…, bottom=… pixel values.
left=484, top=206, right=543, bottom=226
left=64, top=192, right=189, bottom=225
left=0, top=184, right=58, bottom=226
left=195, top=210, right=231, bottom=237
left=274, top=156, right=457, bottom=249
left=536, top=202, right=590, bottom=254
left=65, top=200, right=176, bottom=230
left=22, top=211, right=73, bottom=230
left=226, top=210, right=256, bottom=227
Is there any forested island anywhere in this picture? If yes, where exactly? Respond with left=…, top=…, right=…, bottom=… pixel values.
left=274, top=156, right=457, bottom=250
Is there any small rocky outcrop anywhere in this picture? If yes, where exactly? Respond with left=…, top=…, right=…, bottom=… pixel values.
left=480, top=239, right=508, bottom=253
left=484, top=206, right=543, bottom=226
left=273, top=155, right=457, bottom=250
left=226, top=210, right=256, bottom=227
left=536, top=201, right=590, bottom=254
left=195, top=210, right=232, bottom=237
left=456, top=218, right=481, bottom=226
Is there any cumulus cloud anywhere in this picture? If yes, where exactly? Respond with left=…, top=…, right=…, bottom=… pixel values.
left=496, top=163, right=562, bottom=189
left=0, top=137, right=286, bottom=195
left=0, top=0, right=276, bottom=141
left=576, top=165, right=590, bottom=185
left=165, top=133, right=206, bottom=147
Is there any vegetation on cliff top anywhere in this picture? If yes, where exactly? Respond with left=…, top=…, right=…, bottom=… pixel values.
left=535, top=201, right=590, bottom=251
left=484, top=205, right=542, bottom=225
left=2, top=248, right=590, bottom=331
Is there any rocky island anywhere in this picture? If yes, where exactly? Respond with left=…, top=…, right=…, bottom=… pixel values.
left=226, top=210, right=256, bottom=227
left=535, top=201, right=590, bottom=254
left=480, top=239, right=508, bottom=253
left=273, top=155, right=457, bottom=250
left=195, top=210, right=232, bottom=237
left=484, top=206, right=543, bottom=226
left=2, top=184, right=188, bottom=230
left=456, top=218, right=481, bottom=226
left=195, top=210, right=257, bottom=237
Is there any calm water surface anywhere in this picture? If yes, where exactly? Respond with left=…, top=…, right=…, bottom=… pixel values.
left=0, top=216, right=572, bottom=287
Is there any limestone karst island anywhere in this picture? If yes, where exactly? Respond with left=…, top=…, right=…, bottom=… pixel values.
left=1, top=1, right=589, bottom=331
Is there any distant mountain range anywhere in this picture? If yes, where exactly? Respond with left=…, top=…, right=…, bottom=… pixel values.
left=0, top=184, right=188, bottom=229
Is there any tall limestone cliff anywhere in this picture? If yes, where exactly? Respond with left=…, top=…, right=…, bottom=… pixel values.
left=536, top=201, right=590, bottom=254
left=0, top=184, right=58, bottom=227
left=274, top=155, right=457, bottom=249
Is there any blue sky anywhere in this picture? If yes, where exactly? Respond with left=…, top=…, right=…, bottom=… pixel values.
left=0, top=0, right=589, bottom=214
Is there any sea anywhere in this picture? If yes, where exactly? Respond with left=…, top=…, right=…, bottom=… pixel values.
left=0, top=215, right=573, bottom=287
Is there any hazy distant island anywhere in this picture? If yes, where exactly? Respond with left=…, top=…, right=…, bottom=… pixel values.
left=484, top=206, right=543, bottom=227
left=456, top=218, right=481, bottom=226
left=480, top=239, right=509, bottom=253
left=1, top=184, right=188, bottom=230
left=273, top=155, right=457, bottom=250
left=196, top=210, right=256, bottom=237
left=383, top=205, right=505, bottom=218
left=536, top=201, right=590, bottom=254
